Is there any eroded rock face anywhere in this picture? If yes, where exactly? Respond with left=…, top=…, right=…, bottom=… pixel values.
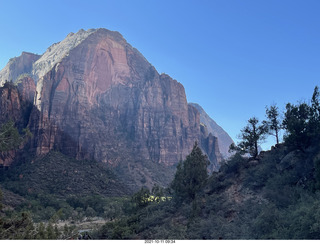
left=30, top=29, right=205, bottom=167
left=0, top=83, right=22, bottom=124
left=201, top=131, right=223, bottom=172
left=1, top=28, right=224, bottom=187
left=17, top=76, right=36, bottom=103
left=0, top=82, right=33, bottom=166
left=0, top=52, right=40, bottom=86
left=190, top=103, right=234, bottom=159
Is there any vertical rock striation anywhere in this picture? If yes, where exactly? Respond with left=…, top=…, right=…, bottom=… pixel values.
left=0, top=28, right=226, bottom=187
left=0, top=81, right=34, bottom=166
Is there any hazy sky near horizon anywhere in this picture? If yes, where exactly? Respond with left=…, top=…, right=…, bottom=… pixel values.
left=0, top=0, right=319, bottom=150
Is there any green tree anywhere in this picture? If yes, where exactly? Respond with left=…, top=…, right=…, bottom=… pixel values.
left=309, top=86, right=320, bottom=140
left=0, top=212, right=35, bottom=239
left=283, top=86, right=320, bottom=150
left=314, top=158, right=320, bottom=191
left=283, top=102, right=310, bottom=150
left=264, top=104, right=282, bottom=145
left=0, top=120, right=32, bottom=153
left=151, top=184, right=164, bottom=202
left=46, top=222, right=55, bottom=239
left=36, top=222, right=47, bottom=239
left=0, top=121, right=22, bottom=152
left=85, top=206, right=97, bottom=218
left=231, top=117, right=267, bottom=159
left=54, top=225, right=59, bottom=240
left=0, top=188, right=3, bottom=211
left=132, top=187, right=150, bottom=209
left=171, top=142, right=210, bottom=202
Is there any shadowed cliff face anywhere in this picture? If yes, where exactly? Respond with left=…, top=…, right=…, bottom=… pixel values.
left=0, top=82, right=34, bottom=166
left=31, top=29, right=204, bottom=166
left=0, top=84, right=22, bottom=125
left=1, top=28, right=223, bottom=188
left=190, top=103, right=234, bottom=159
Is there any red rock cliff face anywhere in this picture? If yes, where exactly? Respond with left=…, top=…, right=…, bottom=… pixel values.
left=30, top=29, right=207, bottom=169
left=17, top=77, right=36, bottom=103
left=0, top=82, right=34, bottom=166
left=0, top=29, right=222, bottom=187
left=0, top=84, right=22, bottom=124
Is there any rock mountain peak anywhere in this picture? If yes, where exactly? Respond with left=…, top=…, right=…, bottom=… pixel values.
left=33, top=28, right=97, bottom=82
left=0, top=28, right=231, bottom=188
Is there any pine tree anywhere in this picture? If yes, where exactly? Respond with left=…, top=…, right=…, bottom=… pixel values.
left=0, top=120, right=32, bottom=153
left=0, top=188, right=3, bottom=211
left=314, top=158, right=320, bottom=190
left=230, top=117, right=267, bottom=159
left=36, top=222, right=47, bottom=239
left=283, top=102, right=311, bottom=150
left=0, top=121, right=21, bottom=152
left=132, top=187, right=150, bottom=209
left=264, top=104, right=282, bottom=145
left=283, top=86, right=320, bottom=150
left=46, top=222, right=55, bottom=239
left=309, top=86, right=320, bottom=139
left=171, top=142, right=210, bottom=202
left=54, top=225, right=60, bottom=240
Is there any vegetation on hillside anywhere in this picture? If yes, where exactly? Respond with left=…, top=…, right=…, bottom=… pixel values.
left=0, top=150, right=133, bottom=239
left=92, top=85, right=320, bottom=239
left=2, top=86, right=320, bottom=239
left=0, top=120, right=31, bottom=153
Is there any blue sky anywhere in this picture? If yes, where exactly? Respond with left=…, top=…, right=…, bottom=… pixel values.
left=0, top=0, right=319, bottom=150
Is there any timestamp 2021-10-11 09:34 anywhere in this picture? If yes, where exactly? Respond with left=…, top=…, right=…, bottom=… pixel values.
left=145, top=240, right=176, bottom=244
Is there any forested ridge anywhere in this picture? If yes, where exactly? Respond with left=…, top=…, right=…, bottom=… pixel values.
left=2, top=86, right=320, bottom=239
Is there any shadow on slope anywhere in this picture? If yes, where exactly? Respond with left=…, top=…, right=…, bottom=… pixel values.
left=0, top=151, right=131, bottom=197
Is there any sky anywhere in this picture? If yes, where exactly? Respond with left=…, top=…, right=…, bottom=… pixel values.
left=0, top=0, right=319, bottom=150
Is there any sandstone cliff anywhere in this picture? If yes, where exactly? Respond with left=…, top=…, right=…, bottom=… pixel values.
left=190, top=103, right=234, bottom=158
left=0, top=82, right=33, bottom=166
left=0, top=28, right=224, bottom=188
left=0, top=52, right=40, bottom=86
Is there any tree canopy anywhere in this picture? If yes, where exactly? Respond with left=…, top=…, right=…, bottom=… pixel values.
left=264, top=104, right=282, bottom=145
left=0, top=121, right=22, bottom=152
left=230, top=117, right=267, bottom=159
left=171, top=142, right=210, bottom=202
left=282, top=86, right=320, bottom=150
